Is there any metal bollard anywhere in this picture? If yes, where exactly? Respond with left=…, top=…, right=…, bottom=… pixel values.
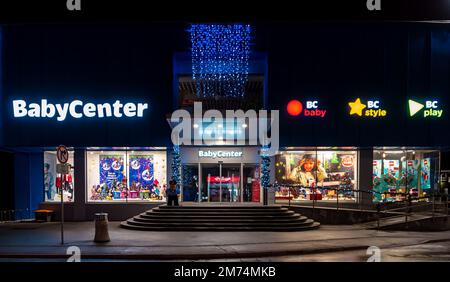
left=94, top=213, right=110, bottom=243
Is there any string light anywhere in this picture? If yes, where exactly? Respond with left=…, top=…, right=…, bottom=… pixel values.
left=189, top=24, right=251, bottom=98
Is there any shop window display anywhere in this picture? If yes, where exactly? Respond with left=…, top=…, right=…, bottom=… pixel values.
left=87, top=150, right=167, bottom=202
left=44, top=151, right=75, bottom=202
left=372, top=149, right=439, bottom=203
left=275, top=150, right=358, bottom=201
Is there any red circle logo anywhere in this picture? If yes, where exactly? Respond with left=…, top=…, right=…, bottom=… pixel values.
left=287, top=100, right=303, bottom=116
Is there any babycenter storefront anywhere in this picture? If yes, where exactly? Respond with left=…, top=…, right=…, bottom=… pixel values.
left=35, top=143, right=441, bottom=221
left=1, top=98, right=445, bottom=221
left=36, top=145, right=263, bottom=221
left=179, top=147, right=261, bottom=203
left=0, top=23, right=449, bottom=222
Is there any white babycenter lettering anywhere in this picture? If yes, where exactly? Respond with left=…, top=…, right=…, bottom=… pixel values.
left=12, top=99, right=149, bottom=121
left=198, top=150, right=243, bottom=158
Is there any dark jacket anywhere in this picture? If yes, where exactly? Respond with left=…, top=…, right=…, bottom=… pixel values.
left=167, top=187, right=178, bottom=197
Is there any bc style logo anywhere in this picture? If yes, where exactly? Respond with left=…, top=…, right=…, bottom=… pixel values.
left=348, top=98, right=387, bottom=117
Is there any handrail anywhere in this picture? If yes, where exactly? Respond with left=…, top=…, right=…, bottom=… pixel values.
left=268, top=182, right=448, bottom=228
left=270, top=182, right=446, bottom=202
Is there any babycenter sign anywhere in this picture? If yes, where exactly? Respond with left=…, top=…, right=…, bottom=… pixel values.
left=12, top=99, right=149, bottom=121
left=198, top=150, right=243, bottom=159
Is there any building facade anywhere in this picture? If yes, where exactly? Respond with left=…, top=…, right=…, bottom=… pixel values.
left=0, top=23, right=449, bottom=221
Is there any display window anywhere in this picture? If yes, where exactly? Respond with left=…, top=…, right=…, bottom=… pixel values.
left=87, top=149, right=167, bottom=202
left=372, top=149, right=440, bottom=203
left=275, top=149, right=358, bottom=201
left=44, top=151, right=75, bottom=202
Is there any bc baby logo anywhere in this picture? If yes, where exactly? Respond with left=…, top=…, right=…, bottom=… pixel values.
left=286, top=100, right=326, bottom=118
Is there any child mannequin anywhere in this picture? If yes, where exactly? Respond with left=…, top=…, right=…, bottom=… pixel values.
left=289, top=154, right=327, bottom=187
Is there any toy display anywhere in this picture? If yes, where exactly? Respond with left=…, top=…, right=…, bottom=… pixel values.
left=421, top=158, right=431, bottom=190
left=372, top=156, right=434, bottom=203
left=402, top=160, right=419, bottom=191
left=129, top=155, right=154, bottom=189
left=89, top=154, right=166, bottom=201
left=275, top=151, right=357, bottom=201
left=44, top=151, right=75, bottom=202
left=100, top=155, right=125, bottom=188
left=381, top=160, right=400, bottom=201
left=372, top=160, right=383, bottom=202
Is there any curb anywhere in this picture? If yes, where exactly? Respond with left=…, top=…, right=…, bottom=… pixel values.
left=1, top=237, right=447, bottom=260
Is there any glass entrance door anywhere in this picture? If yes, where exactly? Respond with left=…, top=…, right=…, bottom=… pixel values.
left=201, top=163, right=241, bottom=202
left=202, top=164, right=220, bottom=202
left=221, top=164, right=241, bottom=202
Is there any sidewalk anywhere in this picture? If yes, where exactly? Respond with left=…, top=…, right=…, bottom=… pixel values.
left=1, top=221, right=449, bottom=260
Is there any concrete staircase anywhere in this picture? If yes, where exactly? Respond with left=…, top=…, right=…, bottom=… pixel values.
left=120, top=205, right=320, bottom=231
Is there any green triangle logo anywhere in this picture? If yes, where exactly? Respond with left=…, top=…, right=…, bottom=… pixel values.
left=409, top=99, right=424, bottom=116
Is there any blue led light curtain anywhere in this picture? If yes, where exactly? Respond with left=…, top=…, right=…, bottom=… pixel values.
left=190, top=24, right=251, bottom=98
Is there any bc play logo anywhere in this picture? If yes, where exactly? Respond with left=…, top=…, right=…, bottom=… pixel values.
left=408, top=99, right=443, bottom=118
left=287, top=100, right=326, bottom=118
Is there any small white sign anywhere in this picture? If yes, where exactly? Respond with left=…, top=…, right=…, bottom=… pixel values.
left=56, top=163, right=71, bottom=174
left=198, top=150, right=243, bottom=159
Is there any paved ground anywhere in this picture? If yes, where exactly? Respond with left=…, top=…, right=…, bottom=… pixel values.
left=200, top=241, right=450, bottom=262
left=0, top=221, right=449, bottom=261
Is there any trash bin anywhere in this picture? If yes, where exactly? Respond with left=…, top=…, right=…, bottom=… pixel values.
left=94, top=213, right=110, bottom=242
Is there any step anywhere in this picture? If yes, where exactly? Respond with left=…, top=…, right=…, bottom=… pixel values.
left=132, top=215, right=308, bottom=223
left=134, top=214, right=306, bottom=222
left=120, top=221, right=320, bottom=232
left=120, top=206, right=320, bottom=232
left=153, top=207, right=289, bottom=213
left=146, top=210, right=296, bottom=216
left=126, top=218, right=315, bottom=227
left=139, top=214, right=302, bottom=220
left=157, top=206, right=283, bottom=210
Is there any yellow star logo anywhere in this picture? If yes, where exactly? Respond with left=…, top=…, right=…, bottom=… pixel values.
left=348, top=98, right=366, bottom=116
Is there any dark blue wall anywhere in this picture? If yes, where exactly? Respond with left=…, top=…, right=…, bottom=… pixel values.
left=1, top=23, right=189, bottom=148
left=0, top=26, right=3, bottom=147
left=264, top=23, right=450, bottom=147
left=2, top=22, right=450, bottom=216
left=1, top=23, right=449, bottom=149
left=14, top=153, right=43, bottom=218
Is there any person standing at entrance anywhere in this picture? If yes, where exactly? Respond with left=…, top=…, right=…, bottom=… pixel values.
left=167, top=179, right=179, bottom=206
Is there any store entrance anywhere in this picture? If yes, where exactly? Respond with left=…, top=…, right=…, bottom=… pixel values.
left=201, top=163, right=241, bottom=202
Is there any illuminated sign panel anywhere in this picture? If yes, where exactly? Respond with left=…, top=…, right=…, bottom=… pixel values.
left=287, top=100, right=326, bottom=118
left=408, top=99, right=443, bottom=118
left=198, top=150, right=243, bottom=158
left=348, top=98, right=387, bottom=117
left=12, top=99, right=149, bottom=121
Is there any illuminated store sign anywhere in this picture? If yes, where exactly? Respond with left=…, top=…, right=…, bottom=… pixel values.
left=198, top=150, right=243, bottom=158
left=206, top=176, right=240, bottom=183
left=408, top=99, right=443, bottom=118
left=287, top=100, right=326, bottom=117
left=348, top=98, right=387, bottom=117
left=12, top=99, right=149, bottom=121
